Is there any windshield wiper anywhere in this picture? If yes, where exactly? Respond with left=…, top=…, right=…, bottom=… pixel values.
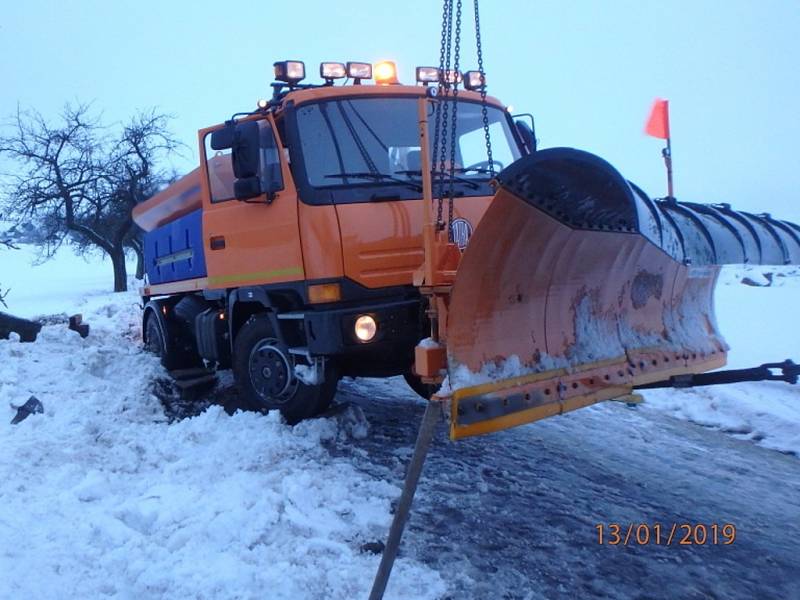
left=396, top=169, right=480, bottom=190
left=324, top=172, right=422, bottom=192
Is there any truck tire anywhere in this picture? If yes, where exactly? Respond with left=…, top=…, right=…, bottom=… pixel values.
left=170, top=296, right=205, bottom=368
left=144, top=307, right=203, bottom=371
left=144, top=311, right=178, bottom=370
left=232, top=315, right=338, bottom=424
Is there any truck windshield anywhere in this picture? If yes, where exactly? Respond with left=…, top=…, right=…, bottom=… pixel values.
left=293, top=96, right=521, bottom=203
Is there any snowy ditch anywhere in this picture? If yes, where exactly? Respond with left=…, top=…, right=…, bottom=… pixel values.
left=0, top=294, right=445, bottom=599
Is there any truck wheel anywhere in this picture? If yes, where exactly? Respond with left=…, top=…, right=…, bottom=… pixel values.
left=233, top=316, right=338, bottom=425
left=144, top=312, right=177, bottom=370
left=144, top=309, right=202, bottom=371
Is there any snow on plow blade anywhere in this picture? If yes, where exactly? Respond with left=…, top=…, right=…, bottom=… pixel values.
left=445, top=148, right=800, bottom=439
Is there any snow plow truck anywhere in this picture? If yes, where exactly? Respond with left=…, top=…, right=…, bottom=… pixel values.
left=133, top=59, right=800, bottom=434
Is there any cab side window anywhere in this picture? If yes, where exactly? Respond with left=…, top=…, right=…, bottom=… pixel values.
left=204, top=135, right=235, bottom=203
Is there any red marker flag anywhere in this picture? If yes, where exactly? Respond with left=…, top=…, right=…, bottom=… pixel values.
left=645, top=98, right=670, bottom=139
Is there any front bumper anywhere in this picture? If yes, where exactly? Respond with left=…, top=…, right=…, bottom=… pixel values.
left=303, top=298, right=423, bottom=358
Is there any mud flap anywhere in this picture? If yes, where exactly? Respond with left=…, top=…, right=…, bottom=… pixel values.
left=444, top=148, right=799, bottom=439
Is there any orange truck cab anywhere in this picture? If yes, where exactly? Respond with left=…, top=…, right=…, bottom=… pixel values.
left=133, top=60, right=528, bottom=422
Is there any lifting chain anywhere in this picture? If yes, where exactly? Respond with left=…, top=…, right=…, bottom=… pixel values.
left=431, top=0, right=492, bottom=238
left=434, top=0, right=453, bottom=233
left=446, top=0, right=463, bottom=240
left=474, top=0, right=495, bottom=178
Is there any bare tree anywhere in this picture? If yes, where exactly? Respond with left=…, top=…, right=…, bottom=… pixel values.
left=0, top=104, right=181, bottom=292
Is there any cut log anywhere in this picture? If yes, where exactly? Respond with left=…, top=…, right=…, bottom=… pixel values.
left=0, top=311, right=42, bottom=342
left=68, top=314, right=90, bottom=338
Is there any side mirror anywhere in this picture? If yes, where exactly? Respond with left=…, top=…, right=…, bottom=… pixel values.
left=209, top=126, right=234, bottom=151
left=231, top=121, right=260, bottom=180
left=515, top=119, right=537, bottom=154
left=210, top=119, right=284, bottom=202
left=234, top=176, right=262, bottom=199
left=233, top=123, right=285, bottom=201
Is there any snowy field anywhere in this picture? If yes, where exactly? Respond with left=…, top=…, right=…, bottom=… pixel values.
left=642, top=266, right=800, bottom=456
left=1, top=241, right=799, bottom=599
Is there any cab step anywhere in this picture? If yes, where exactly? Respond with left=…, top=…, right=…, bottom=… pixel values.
left=167, top=367, right=218, bottom=400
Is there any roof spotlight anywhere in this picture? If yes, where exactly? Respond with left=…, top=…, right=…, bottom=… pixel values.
left=415, top=66, right=439, bottom=85
left=346, top=61, right=372, bottom=83
left=464, top=70, right=486, bottom=90
left=320, top=62, right=346, bottom=82
left=374, top=60, right=399, bottom=85
left=443, top=69, right=463, bottom=85
left=273, top=60, right=306, bottom=84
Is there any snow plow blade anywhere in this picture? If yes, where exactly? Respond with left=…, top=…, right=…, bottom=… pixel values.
left=445, top=148, right=800, bottom=439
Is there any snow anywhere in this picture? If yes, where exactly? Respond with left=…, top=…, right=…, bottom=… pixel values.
left=713, top=265, right=800, bottom=370
left=417, top=337, right=441, bottom=349
left=0, top=241, right=134, bottom=319
left=641, top=265, right=800, bottom=456
left=294, top=363, right=322, bottom=385
left=443, top=354, right=533, bottom=393
left=641, top=382, right=800, bottom=456
left=0, top=244, right=445, bottom=599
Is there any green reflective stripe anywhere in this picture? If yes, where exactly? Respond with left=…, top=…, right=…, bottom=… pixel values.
left=208, top=266, right=304, bottom=286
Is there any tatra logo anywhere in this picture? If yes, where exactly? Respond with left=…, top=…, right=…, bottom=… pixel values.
left=450, top=218, right=473, bottom=251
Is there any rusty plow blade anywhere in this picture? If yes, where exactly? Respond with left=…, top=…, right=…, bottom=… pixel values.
left=445, top=148, right=800, bottom=439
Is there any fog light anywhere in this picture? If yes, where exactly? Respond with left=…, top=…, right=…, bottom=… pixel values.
left=346, top=61, right=372, bottom=82
left=463, top=70, right=486, bottom=90
left=443, top=69, right=462, bottom=85
left=416, top=66, right=439, bottom=84
left=274, top=60, right=306, bottom=84
left=354, top=315, right=377, bottom=342
left=321, top=62, right=346, bottom=80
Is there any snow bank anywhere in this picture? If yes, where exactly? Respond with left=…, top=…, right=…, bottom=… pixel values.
left=714, top=265, right=800, bottom=369
left=642, top=265, right=800, bottom=456
left=642, top=383, right=800, bottom=456
left=0, top=289, right=445, bottom=599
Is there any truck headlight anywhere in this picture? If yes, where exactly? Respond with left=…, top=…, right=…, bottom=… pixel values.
left=355, top=315, right=377, bottom=342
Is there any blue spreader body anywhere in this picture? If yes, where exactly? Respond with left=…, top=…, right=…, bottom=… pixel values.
left=144, top=209, right=207, bottom=285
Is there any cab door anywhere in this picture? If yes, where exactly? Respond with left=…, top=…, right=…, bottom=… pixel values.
left=199, top=115, right=305, bottom=290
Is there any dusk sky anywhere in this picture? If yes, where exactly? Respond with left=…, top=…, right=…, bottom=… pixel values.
left=2, top=0, right=798, bottom=221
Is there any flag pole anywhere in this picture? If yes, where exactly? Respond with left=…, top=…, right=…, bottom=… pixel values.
left=645, top=98, right=673, bottom=200
left=663, top=137, right=674, bottom=200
